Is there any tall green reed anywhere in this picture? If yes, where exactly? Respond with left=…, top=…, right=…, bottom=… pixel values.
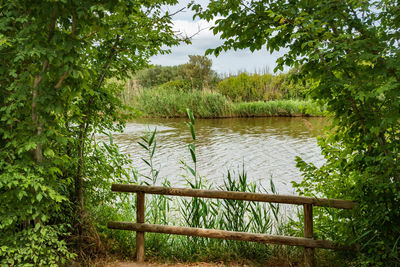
left=129, top=109, right=293, bottom=263
left=133, top=88, right=324, bottom=118
left=134, top=88, right=231, bottom=118
left=179, top=109, right=221, bottom=248
left=231, top=99, right=325, bottom=117
left=220, top=170, right=251, bottom=233
left=137, top=127, right=170, bottom=225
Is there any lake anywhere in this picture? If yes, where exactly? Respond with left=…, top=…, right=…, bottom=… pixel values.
left=102, top=117, right=327, bottom=195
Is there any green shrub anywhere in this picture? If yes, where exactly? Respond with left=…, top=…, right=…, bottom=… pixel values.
left=216, top=72, right=309, bottom=102
left=216, top=73, right=269, bottom=102
left=158, top=79, right=192, bottom=92
left=0, top=224, right=75, bottom=266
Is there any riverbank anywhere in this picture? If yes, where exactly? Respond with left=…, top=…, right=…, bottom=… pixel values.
left=130, top=89, right=325, bottom=118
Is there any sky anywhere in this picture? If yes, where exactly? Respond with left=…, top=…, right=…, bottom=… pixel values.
left=150, top=0, right=287, bottom=75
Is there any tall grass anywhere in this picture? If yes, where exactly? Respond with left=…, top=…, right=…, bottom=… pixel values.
left=232, top=99, right=325, bottom=117
left=133, top=88, right=231, bottom=118
left=132, top=88, right=325, bottom=118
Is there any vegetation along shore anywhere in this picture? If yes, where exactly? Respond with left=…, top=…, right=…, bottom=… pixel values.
left=2, top=0, right=399, bottom=266
left=115, top=56, right=325, bottom=118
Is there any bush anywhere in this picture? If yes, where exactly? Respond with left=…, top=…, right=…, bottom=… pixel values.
left=216, top=72, right=309, bottom=102
left=158, top=79, right=192, bottom=92
left=0, top=224, right=75, bottom=266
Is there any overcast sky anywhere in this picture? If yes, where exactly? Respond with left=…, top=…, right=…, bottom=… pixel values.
left=150, top=0, right=287, bottom=75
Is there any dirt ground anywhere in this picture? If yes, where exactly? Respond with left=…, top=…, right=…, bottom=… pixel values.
left=104, top=262, right=252, bottom=267
left=99, top=260, right=297, bottom=267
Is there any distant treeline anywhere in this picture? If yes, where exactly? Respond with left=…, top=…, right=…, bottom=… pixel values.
left=120, top=55, right=312, bottom=105
left=135, top=55, right=220, bottom=90
left=114, top=55, right=322, bottom=118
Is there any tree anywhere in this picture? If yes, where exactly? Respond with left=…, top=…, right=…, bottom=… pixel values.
left=133, top=55, right=218, bottom=90
left=0, top=0, right=182, bottom=264
left=192, top=0, right=400, bottom=264
left=135, top=65, right=185, bottom=88
left=182, top=55, right=213, bottom=89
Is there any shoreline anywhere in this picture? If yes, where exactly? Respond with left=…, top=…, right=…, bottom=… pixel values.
left=135, top=113, right=325, bottom=119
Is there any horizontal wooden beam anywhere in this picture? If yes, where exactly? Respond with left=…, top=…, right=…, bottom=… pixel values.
left=108, top=221, right=343, bottom=250
left=111, top=184, right=356, bottom=209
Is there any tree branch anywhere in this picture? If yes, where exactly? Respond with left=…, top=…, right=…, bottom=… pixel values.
left=54, top=71, right=68, bottom=89
left=96, top=35, right=121, bottom=91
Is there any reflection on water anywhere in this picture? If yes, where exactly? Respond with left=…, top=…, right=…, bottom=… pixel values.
left=100, top=117, right=328, bottom=195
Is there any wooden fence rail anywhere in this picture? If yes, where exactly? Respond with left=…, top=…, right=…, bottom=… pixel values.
left=108, top=184, right=357, bottom=267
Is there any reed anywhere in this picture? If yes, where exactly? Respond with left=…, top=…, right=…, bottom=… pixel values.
left=133, top=88, right=231, bottom=118
left=131, top=89, right=324, bottom=118
left=231, top=100, right=325, bottom=117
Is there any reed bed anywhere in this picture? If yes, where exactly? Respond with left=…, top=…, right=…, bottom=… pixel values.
left=133, top=89, right=231, bottom=118
left=131, top=89, right=324, bottom=118
left=231, top=100, right=324, bottom=117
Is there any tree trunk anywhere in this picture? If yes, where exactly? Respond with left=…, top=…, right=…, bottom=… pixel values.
left=76, top=121, right=86, bottom=235
left=31, top=61, right=49, bottom=163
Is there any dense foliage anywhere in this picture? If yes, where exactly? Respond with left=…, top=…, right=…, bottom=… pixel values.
left=182, top=55, right=214, bottom=89
left=135, top=65, right=185, bottom=88
left=192, top=0, right=400, bottom=264
left=125, top=64, right=310, bottom=108
left=216, top=71, right=310, bottom=102
left=133, top=55, right=220, bottom=90
left=0, top=0, right=181, bottom=264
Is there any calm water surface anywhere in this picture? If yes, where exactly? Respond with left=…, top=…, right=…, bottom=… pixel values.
left=105, top=117, right=327, bottom=195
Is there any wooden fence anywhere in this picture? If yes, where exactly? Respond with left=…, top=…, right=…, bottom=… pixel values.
left=108, top=184, right=357, bottom=267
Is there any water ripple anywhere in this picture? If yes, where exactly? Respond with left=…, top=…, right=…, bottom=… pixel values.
left=97, top=117, right=327, bottom=195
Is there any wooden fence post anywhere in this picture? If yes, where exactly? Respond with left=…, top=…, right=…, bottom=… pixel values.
left=304, top=203, right=315, bottom=267
left=108, top=184, right=357, bottom=264
left=136, top=192, right=145, bottom=262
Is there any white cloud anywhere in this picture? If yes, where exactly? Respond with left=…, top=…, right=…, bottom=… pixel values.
left=173, top=19, right=216, bottom=40
left=150, top=1, right=288, bottom=74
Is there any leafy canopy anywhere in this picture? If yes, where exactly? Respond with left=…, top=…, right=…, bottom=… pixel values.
left=0, top=0, right=182, bottom=264
left=192, top=0, right=400, bottom=264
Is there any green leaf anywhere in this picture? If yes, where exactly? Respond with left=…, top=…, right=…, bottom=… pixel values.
left=189, top=124, right=196, bottom=140
left=142, top=158, right=151, bottom=167
left=44, top=149, right=55, bottom=158
left=137, top=142, right=149, bottom=151
left=187, top=108, right=195, bottom=125
left=186, top=165, right=196, bottom=177
left=189, top=144, right=196, bottom=163
left=151, top=142, right=157, bottom=157
left=149, top=128, right=156, bottom=146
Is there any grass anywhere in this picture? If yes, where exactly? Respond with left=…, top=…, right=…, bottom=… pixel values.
left=130, top=88, right=325, bottom=118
